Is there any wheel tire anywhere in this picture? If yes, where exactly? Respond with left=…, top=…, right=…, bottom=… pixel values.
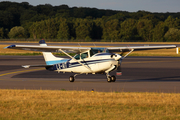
left=111, top=75, right=116, bottom=82
left=107, top=76, right=111, bottom=82
left=69, top=76, right=74, bottom=82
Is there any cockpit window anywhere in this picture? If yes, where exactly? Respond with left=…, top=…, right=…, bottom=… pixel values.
left=74, top=54, right=80, bottom=60
left=90, top=48, right=109, bottom=56
left=81, top=52, right=88, bottom=59
left=74, top=52, right=89, bottom=60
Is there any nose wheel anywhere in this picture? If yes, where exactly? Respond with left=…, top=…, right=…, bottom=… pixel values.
left=111, top=75, right=116, bottom=82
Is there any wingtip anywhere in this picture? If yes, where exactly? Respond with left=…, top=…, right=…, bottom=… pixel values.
left=4, top=45, right=16, bottom=49
left=39, top=39, right=46, bottom=44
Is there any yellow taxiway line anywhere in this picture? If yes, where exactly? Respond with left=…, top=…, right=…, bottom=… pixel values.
left=0, top=68, right=44, bottom=77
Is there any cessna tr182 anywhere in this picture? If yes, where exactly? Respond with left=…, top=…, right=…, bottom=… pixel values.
left=5, top=40, right=176, bottom=82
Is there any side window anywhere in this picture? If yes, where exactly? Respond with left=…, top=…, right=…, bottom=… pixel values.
left=74, top=54, right=80, bottom=60
left=90, top=50, right=94, bottom=57
left=81, top=52, right=88, bottom=59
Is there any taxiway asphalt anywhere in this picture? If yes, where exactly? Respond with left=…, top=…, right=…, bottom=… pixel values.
left=0, top=55, right=180, bottom=93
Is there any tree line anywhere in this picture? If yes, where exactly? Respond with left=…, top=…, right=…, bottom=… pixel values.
left=0, top=1, right=180, bottom=42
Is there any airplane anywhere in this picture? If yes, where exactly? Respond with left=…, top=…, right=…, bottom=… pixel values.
left=4, top=40, right=176, bottom=82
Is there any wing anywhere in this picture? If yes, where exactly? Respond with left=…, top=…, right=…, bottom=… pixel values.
left=107, top=45, right=177, bottom=53
left=4, top=44, right=91, bottom=53
left=4, top=44, right=176, bottom=53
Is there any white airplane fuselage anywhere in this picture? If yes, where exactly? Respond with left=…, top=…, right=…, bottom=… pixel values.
left=47, top=53, right=119, bottom=74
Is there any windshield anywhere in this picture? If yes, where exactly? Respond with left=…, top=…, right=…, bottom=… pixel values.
left=90, top=48, right=109, bottom=57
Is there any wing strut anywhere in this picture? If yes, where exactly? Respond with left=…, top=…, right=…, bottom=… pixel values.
left=122, top=49, right=134, bottom=60
left=58, top=49, right=94, bottom=73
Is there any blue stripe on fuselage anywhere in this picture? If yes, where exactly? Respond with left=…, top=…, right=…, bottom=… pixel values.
left=48, top=58, right=114, bottom=71
left=46, top=59, right=69, bottom=65
left=69, top=59, right=112, bottom=68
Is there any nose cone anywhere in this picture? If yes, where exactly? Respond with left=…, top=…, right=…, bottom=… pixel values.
left=112, top=54, right=122, bottom=61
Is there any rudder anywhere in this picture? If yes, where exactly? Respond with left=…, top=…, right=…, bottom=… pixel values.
left=39, top=40, right=68, bottom=65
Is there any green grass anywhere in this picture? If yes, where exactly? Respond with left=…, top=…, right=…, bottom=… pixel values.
left=0, top=89, right=180, bottom=119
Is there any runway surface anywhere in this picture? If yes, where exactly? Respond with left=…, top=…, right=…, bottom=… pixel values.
left=0, top=55, right=180, bottom=93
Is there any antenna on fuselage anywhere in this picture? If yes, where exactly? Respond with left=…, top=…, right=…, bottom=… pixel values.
left=78, top=43, right=81, bottom=47
left=93, top=43, right=96, bottom=47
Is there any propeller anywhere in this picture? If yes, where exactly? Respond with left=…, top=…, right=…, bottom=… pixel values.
left=111, top=53, right=123, bottom=76
left=111, top=49, right=134, bottom=76
left=116, top=58, right=122, bottom=76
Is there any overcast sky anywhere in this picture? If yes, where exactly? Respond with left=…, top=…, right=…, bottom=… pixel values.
left=1, top=0, right=180, bottom=12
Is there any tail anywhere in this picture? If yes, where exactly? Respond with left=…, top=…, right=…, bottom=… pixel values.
left=39, top=40, right=68, bottom=65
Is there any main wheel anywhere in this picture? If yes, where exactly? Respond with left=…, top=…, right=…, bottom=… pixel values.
left=69, top=76, right=74, bottom=82
left=107, top=76, right=112, bottom=82
left=111, top=75, right=116, bottom=82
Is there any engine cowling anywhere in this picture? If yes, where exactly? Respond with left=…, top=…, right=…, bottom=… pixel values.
left=111, top=54, right=122, bottom=61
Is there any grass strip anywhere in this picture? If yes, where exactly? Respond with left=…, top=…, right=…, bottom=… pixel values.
left=0, top=89, right=180, bottom=120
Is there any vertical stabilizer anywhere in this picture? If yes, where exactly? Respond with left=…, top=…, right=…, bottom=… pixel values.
left=39, top=40, right=68, bottom=65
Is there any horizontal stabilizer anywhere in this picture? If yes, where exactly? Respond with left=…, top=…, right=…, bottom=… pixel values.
left=22, top=65, right=53, bottom=68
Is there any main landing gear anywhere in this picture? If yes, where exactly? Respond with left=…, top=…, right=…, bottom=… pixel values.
left=69, top=74, right=116, bottom=82
left=69, top=76, right=75, bottom=82
left=69, top=74, right=79, bottom=82
left=106, top=74, right=116, bottom=82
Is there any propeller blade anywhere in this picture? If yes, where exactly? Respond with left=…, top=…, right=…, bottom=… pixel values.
left=116, top=60, right=122, bottom=76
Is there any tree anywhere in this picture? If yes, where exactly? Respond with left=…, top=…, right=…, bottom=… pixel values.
left=57, top=20, right=70, bottom=40
left=43, top=18, right=59, bottom=39
left=137, top=19, right=154, bottom=41
left=2, top=1, right=180, bottom=41
left=29, top=18, right=60, bottom=39
left=0, top=11, right=14, bottom=29
left=0, top=27, right=4, bottom=38
left=102, top=19, right=121, bottom=41
left=164, top=16, right=177, bottom=28
left=120, top=19, right=138, bottom=41
left=152, top=22, right=168, bottom=42
left=164, top=28, right=180, bottom=42
left=8, top=26, right=26, bottom=38
left=20, top=9, right=38, bottom=25
left=74, top=19, right=93, bottom=40
left=93, top=18, right=103, bottom=40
